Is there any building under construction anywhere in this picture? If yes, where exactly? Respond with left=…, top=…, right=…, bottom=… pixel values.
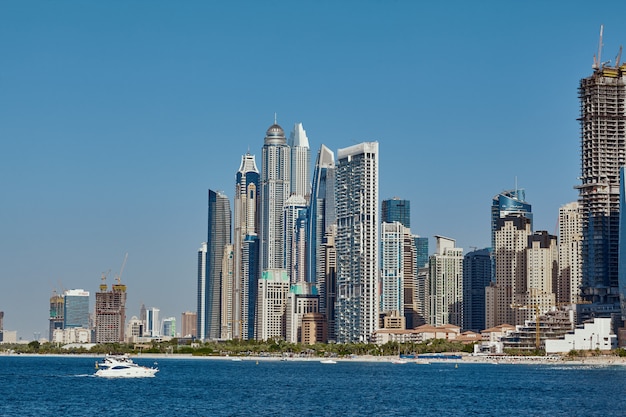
left=94, top=277, right=127, bottom=343
left=576, top=26, right=626, bottom=322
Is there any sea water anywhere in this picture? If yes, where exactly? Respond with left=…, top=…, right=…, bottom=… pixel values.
left=0, top=355, right=625, bottom=416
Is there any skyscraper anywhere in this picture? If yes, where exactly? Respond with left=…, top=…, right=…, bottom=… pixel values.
left=48, top=292, right=64, bottom=340
left=335, top=142, right=379, bottom=343
left=63, top=289, right=90, bottom=329
left=200, top=189, right=231, bottom=341
left=305, top=145, right=336, bottom=328
left=463, top=248, right=491, bottom=332
left=620, top=167, right=626, bottom=321
left=576, top=33, right=626, bottom=320
left=196, top=242, right=208, bottom=340
left=181, top=311, right=197, bottom=338
left=491, top=189, right=532, bottom=254
left=558, top=202, right=582, bottom=304
left=146, top=307, right=160, bottom=337
left=260, top=122, right=291, bottom=271
left=233, top=152, right=260, bottom=340
left=284, top=194, right=307, bottom=283
left=382, top=197, right=410, bottom=228
left=289, top=123, right=311, bottom=199
left=95, top=278, right=127, bottom=343
left=428, top=236, right=463, bottom=327
left=486, top=215, right=531, bottom=328
left=256, top=269, right=290, bottom=340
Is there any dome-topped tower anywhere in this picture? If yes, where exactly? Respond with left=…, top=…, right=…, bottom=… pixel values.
left=264, top=123, right=286, bottom=145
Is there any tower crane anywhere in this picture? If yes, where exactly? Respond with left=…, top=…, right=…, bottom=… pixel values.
left=115, top=253, right=128, bottom=284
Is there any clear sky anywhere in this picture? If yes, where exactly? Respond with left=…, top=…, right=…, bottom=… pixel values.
left=2, top=1, right=626, bottom=339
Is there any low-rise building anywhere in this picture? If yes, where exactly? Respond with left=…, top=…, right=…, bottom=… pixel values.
left=545, top=317, right=617, bottom=354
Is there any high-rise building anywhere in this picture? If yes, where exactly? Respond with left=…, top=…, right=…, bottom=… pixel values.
left=196, top=242, right=208, bottom=340
left=285, top=282, right=319, bottom=343
left=255, top=269, right=290, bottom=340
left=335, top=142, right=379, bottom=343
left=515, top=231, right=558, bottom=325
left=284, top=194, right=307, bottom=283
left=260, top=122, right=291, bottom=271
left=491, top=189, right=533, bottom=250
left=486, top=215, right=532, bottom=328
left=146, top=307, right=160, bottom=337
left=49, top=292, right=64, bottom=340
left=199, top=189, right=231, bottom=341
left=463, top=248, right=491, bottom=332
left=414, top=236, right=429, bottom=269
left=322, top=225, right=337, bottom=341
left=380, top=222, right=410, bottom=317
left=289, top=123, right=311, bottom=199
left=63, top=289, right=90, bottom=329
left=233, top=152, right=260, bottom=340
left=220, top=244, right=234, bottom=340
left=382, top=198, right=410, bottom=228
left=619, top=167, right=626, bottom=322
left=558, top=202, right=582, bottom=304
left=181, top=311, right=197, bottom=338
left=428, top=236, right=463, bottom=327
left=95, top=278, right=127, bottom=343
left=576, top=36, right=626, bottom=320
left=306, top=145, right=336, bottom=311
left=162, top=317, right=176, bottom=338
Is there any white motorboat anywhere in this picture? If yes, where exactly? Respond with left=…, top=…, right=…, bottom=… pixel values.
left=320, top=359, right=337, bottom=364
left=94, top=354, right=158, bottom=378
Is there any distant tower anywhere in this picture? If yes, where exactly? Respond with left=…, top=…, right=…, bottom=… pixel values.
left=233, top=152, right=260, bottom=340
left=491, top=189, right=532, bottom=253
left=335, top=142, right=379, bottom=343
left=516, top=231, right=558, bottom=325
left=220, top=244, right=234, bottom=340
left=284, top=194, right=307, bottom=283
left=463, top=248, right=492, bottom=332
left=146, top=307, right=160, bottom=337
left=414, top=237, right=429, bottom=269
left=428, top=236, right=463, bottom=327
left=619, top=167, right=626, bottom=321
left=196, top=242, right=208, bottom=340
left=95, top=275, right=127, bottom=343
left=201, top=189, right=231, bottom=341
left=289, top=123, right=311, bottom=199
left=256, top=269, right=290, bottom=340
left=162, top=317, right=176, bottom=338
left=48, top=292, right=64, bottom=340
left=486, top=215, right=532, bottom=328
left=380, top=223, right=408, bottom=314
left=63, top=289, right=90, bottom=329
left=180, top=311, right=197, bottom=338
left=306, top=145, right=336, bottom=323
left=558, top=202, right=582, bottom=304
left=577, top=29, right=626, bottom=320
left=260, top=122, right=291, bottom=271
left=382, top=197, right=410, bottom=228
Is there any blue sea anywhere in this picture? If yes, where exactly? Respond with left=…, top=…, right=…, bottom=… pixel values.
left=1, top=355, right=625, bottom=416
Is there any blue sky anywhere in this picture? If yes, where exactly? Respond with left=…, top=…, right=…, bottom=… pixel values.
left=2, top=1, right=626, bottom=339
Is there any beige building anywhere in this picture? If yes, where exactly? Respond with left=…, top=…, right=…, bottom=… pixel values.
left=428, top=236, right=463, bottom=327
left=558, top=202, right=582, bottom=303
left=256, top=269, right=290, bottom=341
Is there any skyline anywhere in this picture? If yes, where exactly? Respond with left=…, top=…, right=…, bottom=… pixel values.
left=2, top=1, right=626, bottom=338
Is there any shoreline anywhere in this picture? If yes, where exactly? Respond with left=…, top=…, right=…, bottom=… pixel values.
left=3, top=351, right=626, bottom=366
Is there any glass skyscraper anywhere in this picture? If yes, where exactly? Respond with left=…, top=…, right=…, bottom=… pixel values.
left=63, top=289, right=90, bottom=329
left=382, top=198, right=410, bottom=228
left=462, top=248, right=491, bottom=332
left=198, top=189, right=231, bottom=341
